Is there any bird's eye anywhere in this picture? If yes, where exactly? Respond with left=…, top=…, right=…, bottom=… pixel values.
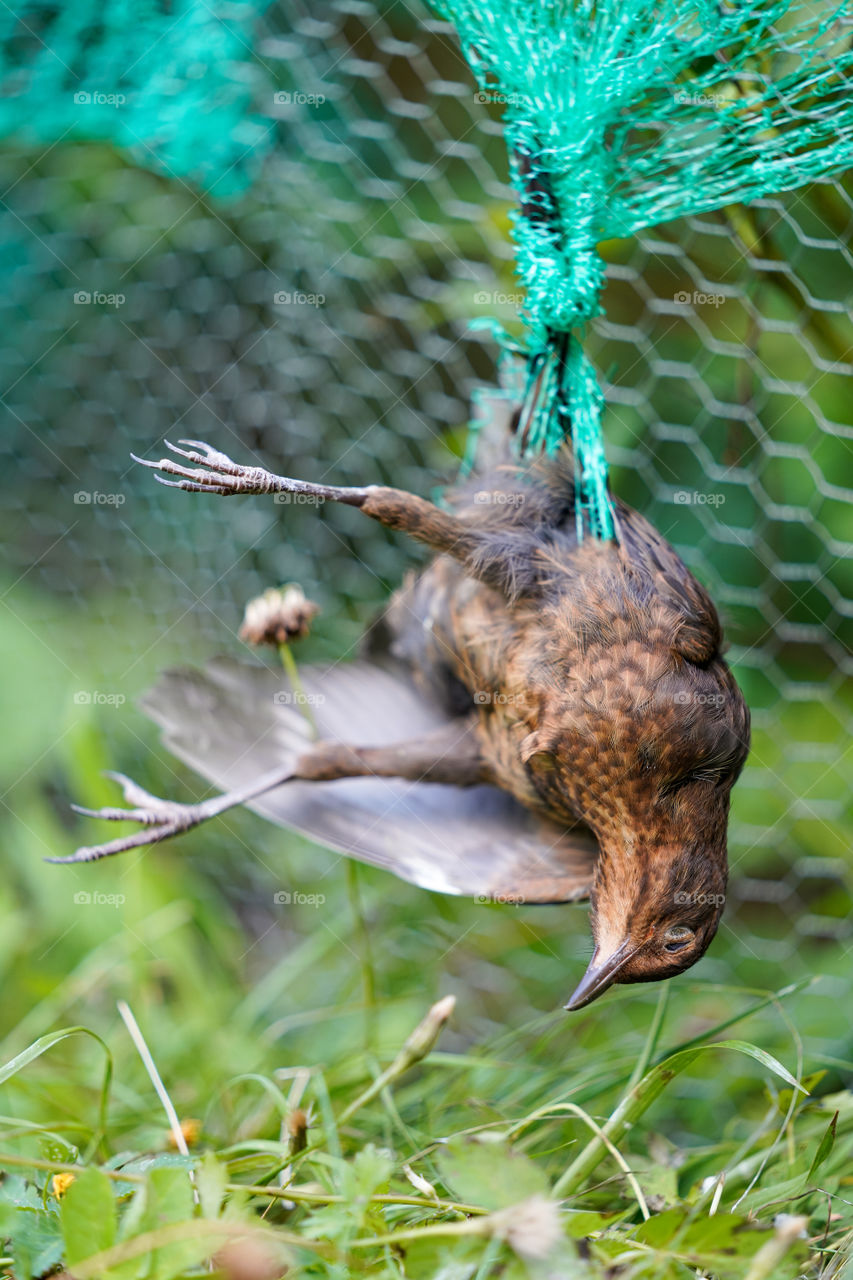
left=526, top=750, right=556, bottom=773
left=663, top=925, right=694, bottom=953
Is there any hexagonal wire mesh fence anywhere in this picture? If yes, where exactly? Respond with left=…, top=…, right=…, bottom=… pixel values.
left=1, top=0, right=851, bottom=989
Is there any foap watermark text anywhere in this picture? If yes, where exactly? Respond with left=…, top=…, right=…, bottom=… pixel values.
left=673, top=491, right=725, bottom=507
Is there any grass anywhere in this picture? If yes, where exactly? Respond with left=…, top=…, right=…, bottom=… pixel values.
left=1, top=969, right=851, bottom=1277
left=1, top=582, right=852, bottom=1277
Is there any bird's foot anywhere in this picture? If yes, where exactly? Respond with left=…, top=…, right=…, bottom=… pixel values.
left=132, top=439, right=367, bottom=505
left=55, top=763, right=298, bottom=865
left=51, top=771, right=220, bottom=864
left=131, top=439, right=283, bottom=496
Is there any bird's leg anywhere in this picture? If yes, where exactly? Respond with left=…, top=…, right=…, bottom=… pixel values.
left=133, top=440, right=487, bottom=563
left=53, top=720, right=490, bottom=865
left=296, top=718, right=490, bottom=786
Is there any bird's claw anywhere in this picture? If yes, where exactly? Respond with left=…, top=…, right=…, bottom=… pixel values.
left=69, top=770, right=195, bottom=826
left=167, top=439, right=242, bottom=471
left=51, top=772, right=209, bottom=864
left=131, top=439, right=274, bottom=496
left=130, top=439, right=362, bottom=507
left=102, top=769, right=184, bottom=812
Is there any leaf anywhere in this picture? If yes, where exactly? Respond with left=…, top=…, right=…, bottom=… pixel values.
left=633, top=1208, right=684, bottom=1247
left=0, top=1026, right=110, bottom=1087
left=8, top=1206, right=65, bottom=1280
left=116, top=1185, right=147, bottom=1251
left=219, top=1072, right=291, bottom=1120
left=139, top=1166, right=198, bottom=1280
left=562, top=1208, right=626, bottom=1238
left=633, top=1210, right=793, bottom=1277
left=0, top=1027, right=113, bottom=1141
left=739, top=1173, right=820, bottom=1217
left=0, top=1174, right=40, bottom=1209
left=319, top=1144, right=394, bottom=1209
left=111, top=1152, right=193, bottom=1177
left=351, top=1144, right=393, bottom=1200
left=436, top=1137, right=550, bottom=1211
left=302, top=1201, right=357, bottom=1243
left=628, top=1153, right=678, bottom=1204
left=677, top=1214, right=775, bottom=1258
left=109, top=1151, right=193, bottom=1194
left=55, top=1221, right=265, bottom=1280
left=710, top=1042, right=808, bottom=1095
left=401, top=1235, right=482, bottom=1279
left=774, top=1070, right=826, bottom=1115
left=68, top=1168, right=215, bottom=1280
left=195, top=1152, right=227, bottom=1220
left=61, top=1168, right=117, bottom=1266
left=806, top=1111, right=838, bottom=1183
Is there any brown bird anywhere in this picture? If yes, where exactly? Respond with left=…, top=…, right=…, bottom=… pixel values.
left=56, top=426, right=750, bottom=1009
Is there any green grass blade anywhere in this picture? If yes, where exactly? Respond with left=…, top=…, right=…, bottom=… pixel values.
left=554, top=1039, right=806, bottom=1198
left=0, top=1026, right=113, bottom=1155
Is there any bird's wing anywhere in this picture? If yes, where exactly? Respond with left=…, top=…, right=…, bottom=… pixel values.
left=140, top=656, right=598, bottom=904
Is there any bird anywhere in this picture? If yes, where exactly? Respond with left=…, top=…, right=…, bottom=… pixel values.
left=55, top=419, right=750, bottom=1010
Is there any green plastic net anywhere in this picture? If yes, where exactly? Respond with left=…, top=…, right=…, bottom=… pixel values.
left=432, top=0, right=853, bottom=537
left=6, top=3, right=852, bottom=539
left=0, top=2, right=274, bottom=193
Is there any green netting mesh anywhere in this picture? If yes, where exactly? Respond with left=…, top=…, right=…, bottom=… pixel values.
left=9, top=3, right=851, bottom=540
left=431, top=0, right=853, bottom=537
left=0, top=2, right=274, bottom=192
left=1, top=1, right=851, bottom=997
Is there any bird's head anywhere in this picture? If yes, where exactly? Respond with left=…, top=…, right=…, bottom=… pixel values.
left=564, top=846, right=727, bottom=1009
left=517, top=602, right=750, bottom=1010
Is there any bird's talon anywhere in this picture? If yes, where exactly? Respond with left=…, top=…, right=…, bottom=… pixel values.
left=173, top=439, right=238, bottom=471
left=155, top=459, right=214, bottom=482
left=70, top=803, right=156, bottom=823
left=155, top=477, right=234, bottom=495
left=132, top=440, right=247, bottom=489
left=130, top=453, right=164, bottom=471
left=163, top=442, right=206, bottom=464
left=177, top=438, right=220, bottom=453
left=164, top=440, right=232, bottom=469
left=144, top=452, right=248, bottom=494
left=48, top=818, right=191, bottom=864
left=104, top=770, right=166, bottom=808
left=74, top=774, right=199, bottom=830
left=164, top=438, right=246, bottom=476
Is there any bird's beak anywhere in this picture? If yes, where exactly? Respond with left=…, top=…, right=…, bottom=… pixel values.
left=564, top=939, right=637, bottom=1011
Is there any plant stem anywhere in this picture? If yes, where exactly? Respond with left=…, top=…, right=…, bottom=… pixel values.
left=278, top=642, right=318, bottom=737
left=338, top=996, right=455, bottom=1125
left=627, top=983, right=669, bottom=1093
left=0, top=1150, right=486, bottom=1215
left=350, top=1219, right=487, bottom=1249
left=346, top=861, right=377, bottom=1053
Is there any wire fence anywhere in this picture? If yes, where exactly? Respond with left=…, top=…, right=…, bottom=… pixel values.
left=2, top=0, right=851, bottom=973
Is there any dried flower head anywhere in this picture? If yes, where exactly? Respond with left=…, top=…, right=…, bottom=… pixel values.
left=240, top=584, right=319, bottom=647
